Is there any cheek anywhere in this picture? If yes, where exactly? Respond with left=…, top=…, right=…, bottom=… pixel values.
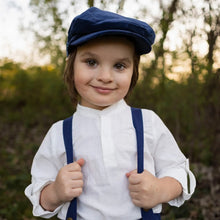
left=73, top=71, right=84, bottom=93
left=122, top=73, right=133, bottom=90
left=74, top=78, right=86, bottom=96
left=74, top=65, right=88, bottom=85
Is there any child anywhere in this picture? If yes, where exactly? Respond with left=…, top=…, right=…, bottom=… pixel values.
left=25, top=7, right=196, bottom=220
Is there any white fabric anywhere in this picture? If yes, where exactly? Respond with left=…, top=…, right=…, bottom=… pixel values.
left=25, top=99, right=196, bottom=220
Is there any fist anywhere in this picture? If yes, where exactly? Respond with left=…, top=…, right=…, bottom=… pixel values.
left=126, top=170, right=160, bottom=210
left=54, top=158, right=85, bottom=203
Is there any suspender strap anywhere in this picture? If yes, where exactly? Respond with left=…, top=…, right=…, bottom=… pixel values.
left=131, top=107, right=161, bottom=220
left=63, top=116, right=74, bottom=164
left=63, top=116, right=77, bottom=220
left=131, top=107, right=144, bottom=174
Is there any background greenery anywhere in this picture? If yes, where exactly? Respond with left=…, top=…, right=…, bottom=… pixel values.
left=0, top=0, right=219, bottom=219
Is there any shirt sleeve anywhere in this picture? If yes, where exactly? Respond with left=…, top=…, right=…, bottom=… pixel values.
left=24, top=120, right=67, bottom=218
left=149, top=111, right=196, bottom=207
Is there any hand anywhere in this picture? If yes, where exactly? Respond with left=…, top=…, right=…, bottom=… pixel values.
left=53, top=158, right=85, bottom=203
left=40, top=158, right=85, bottom=211
left=126, top=169, right=161, bottom=210
left=126, top=169, right=183, bottom=210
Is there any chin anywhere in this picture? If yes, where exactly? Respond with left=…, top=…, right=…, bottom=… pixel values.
left=93, top=101, right=114, bottom=110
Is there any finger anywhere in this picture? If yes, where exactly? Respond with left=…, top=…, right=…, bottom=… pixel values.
left=128, top=183, right=141, bottom=192
left=129, top=191, right=142, bottom=208
left=70, top=187, right=83, bottom=198
left=71, top=179, right=83, bottom=188
left=70, top=171, right=83, bottom=180
left=131, top=198, right=142, bottom=208
left=66, top=162, right=82, bottom=172
left=129, top=191, right=139, bottom=200
left=128, top=173, right=142, bottom=185
left=67, top=159, right=85, bottom=171
left=126, top=169, right=137, bottom=178
left=77, top=158, right=85, bottom=167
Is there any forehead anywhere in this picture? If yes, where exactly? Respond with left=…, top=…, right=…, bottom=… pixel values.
left=77, top=36, right=135, bottom=57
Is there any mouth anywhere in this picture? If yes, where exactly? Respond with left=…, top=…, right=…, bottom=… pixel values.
left=91, top=86, right=115, bottom=94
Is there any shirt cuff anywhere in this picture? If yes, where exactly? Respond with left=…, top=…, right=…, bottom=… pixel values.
left=157, top=159, right=196, bottom=207
left=181, top=159, right=196, bottom=201
left=25, top=180, right=63, bottom=218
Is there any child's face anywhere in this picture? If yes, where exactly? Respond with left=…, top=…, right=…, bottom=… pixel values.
left=73, top=37, right=134, bottom=110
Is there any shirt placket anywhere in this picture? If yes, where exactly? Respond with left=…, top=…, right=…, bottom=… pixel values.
left=100, top=114, right=117, bottom=169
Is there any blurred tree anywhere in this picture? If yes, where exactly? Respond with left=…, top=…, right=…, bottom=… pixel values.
left=29, top=0, right=69, bottom=71
left=29, top=0, right=127, bottom=71
left=88, top=0, right=94, bottom=7
left=203, top=0, right=220, bottom=75
left=131, top=0, right=181, bottom=107
left=153, top=0, right=180, bottom=78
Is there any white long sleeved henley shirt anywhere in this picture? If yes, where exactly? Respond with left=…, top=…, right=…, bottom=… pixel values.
left=25, top=99, right=196, bottom=220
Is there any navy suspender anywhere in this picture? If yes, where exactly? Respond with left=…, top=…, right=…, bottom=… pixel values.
left=131, top=107, right=144, bottom=174
left=131, top=108, right=161, bottom=220
left=63, top=108, right=161, bottom=220
left=63, top=116, right=77, bottom=220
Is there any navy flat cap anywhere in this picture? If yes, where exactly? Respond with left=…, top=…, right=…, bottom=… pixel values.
left=66, top=7, right=155, bottom=56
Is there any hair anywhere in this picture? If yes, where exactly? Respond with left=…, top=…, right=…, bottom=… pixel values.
left=64, top=41, right=140, bottom=108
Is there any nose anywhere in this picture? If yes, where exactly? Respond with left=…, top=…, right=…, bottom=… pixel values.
left=96, top=67, right=113, bottom=83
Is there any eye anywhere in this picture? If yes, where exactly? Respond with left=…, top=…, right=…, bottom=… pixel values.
left=114, top=63, right=126, bottom=71
left=86, top=59, right=98, bottom=67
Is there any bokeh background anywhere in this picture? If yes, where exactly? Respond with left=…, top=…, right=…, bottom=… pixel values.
left=0, top=0, right=219, bottom=219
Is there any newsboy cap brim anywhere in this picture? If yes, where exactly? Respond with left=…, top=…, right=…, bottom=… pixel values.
left=66, top=7, right=155, bottom=56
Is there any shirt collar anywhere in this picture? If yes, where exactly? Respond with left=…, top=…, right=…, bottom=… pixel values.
left=76, top=99, right=128, bottom=118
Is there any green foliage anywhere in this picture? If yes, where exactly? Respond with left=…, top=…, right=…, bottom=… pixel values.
left=128, top=65, right=220, bottom=167
left=0, top=61, right=73, bottom=125
left=0, top=60, right=74, bottom=219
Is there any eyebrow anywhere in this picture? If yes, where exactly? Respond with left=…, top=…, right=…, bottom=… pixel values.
left=79, top=52, right=132, bottom=64
left=116, top=57, right=132, bottom=64
left=78, top=52, right=98, bottom=58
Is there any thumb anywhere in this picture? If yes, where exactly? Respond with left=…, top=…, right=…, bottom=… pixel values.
left=76, top=158, right=85, bottom=167
left=126, top=169, right=137, bottom=178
